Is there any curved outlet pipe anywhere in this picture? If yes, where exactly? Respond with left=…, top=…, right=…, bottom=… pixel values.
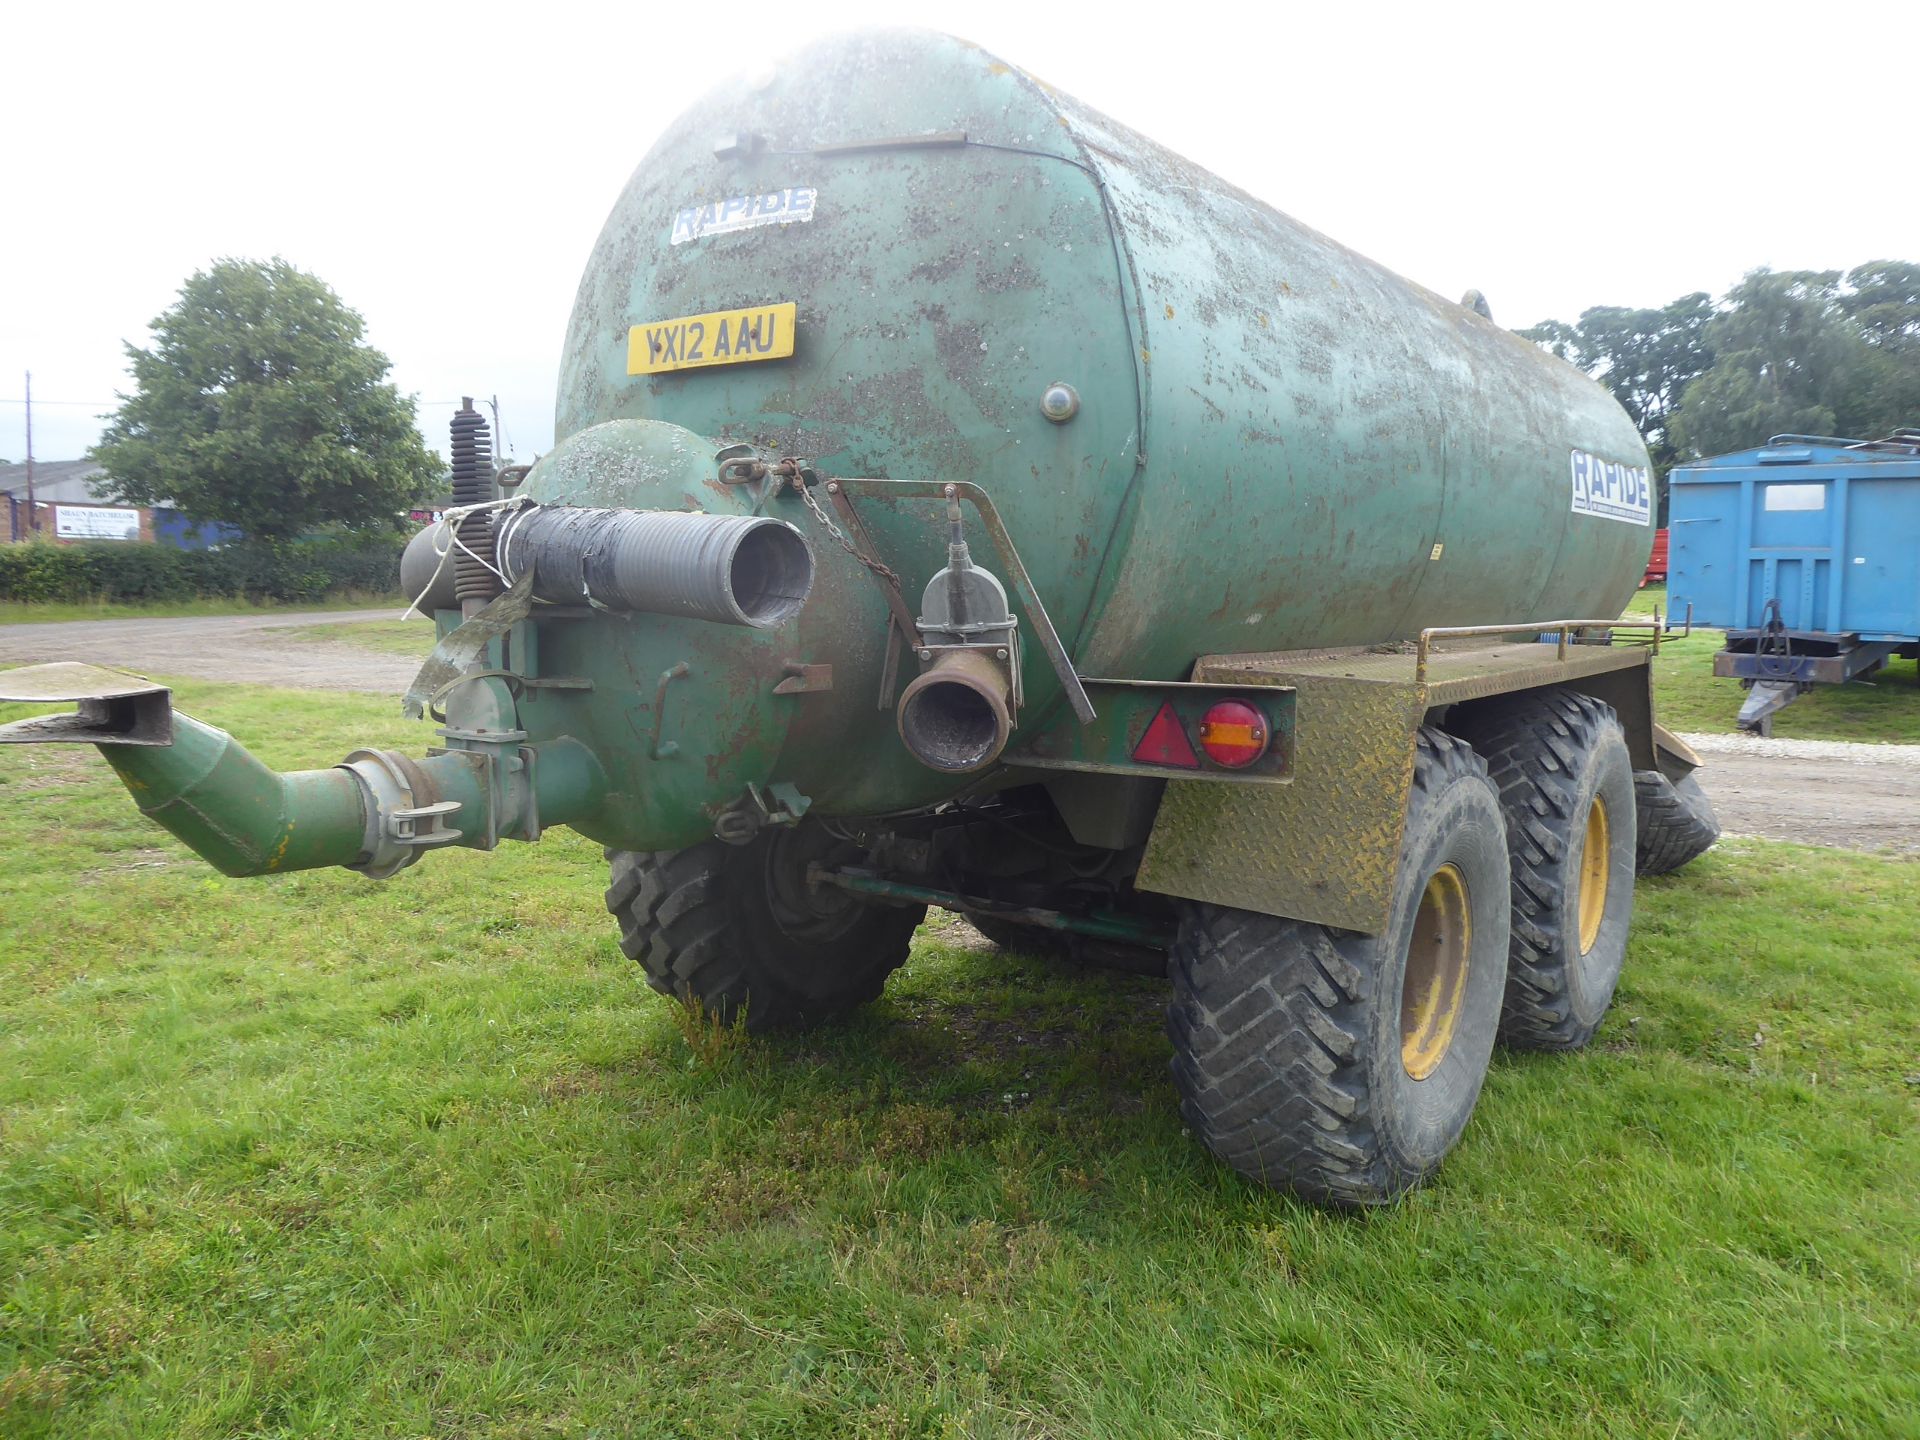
left=98, top=711, right=603, bottom=878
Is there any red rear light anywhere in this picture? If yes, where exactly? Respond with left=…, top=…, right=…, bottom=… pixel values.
left=1198, top=700, right=1269, bottom=768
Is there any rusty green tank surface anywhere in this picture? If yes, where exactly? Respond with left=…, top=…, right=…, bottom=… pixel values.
left=535, top=28, right=1653, bottom=847
left=0, top=28, right=1707, bottom=1209
left=0, top=20, right=1664, bottom=914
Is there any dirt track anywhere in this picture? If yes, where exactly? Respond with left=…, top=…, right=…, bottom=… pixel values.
left=3, top=612, right=1918, bottom=859
left=0, top=608, right=419, bottom=694
left=1673, top=732, right=1920, bottom=858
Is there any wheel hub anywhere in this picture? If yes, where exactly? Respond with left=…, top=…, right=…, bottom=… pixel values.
left=1401, top=863, right=1471, bottom=1080
left=1577, top=795, right=1610, bottom=955
left=762, top=825, right=867, bottom=941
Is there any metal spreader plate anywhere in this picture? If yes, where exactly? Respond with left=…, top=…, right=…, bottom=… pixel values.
left=0, top=662, right=174, bottom=746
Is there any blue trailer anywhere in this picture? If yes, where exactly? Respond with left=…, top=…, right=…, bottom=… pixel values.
left=1668, top=430, right=1920, bottom=732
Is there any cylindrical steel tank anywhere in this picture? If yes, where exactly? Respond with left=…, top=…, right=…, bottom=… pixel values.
left=528, top=28, right=1653, bottom=844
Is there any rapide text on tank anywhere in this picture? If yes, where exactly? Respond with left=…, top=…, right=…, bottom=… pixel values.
left=0, top=29, right=1721, bottom=1207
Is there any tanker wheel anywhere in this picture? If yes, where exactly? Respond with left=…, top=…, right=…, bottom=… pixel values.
left=1632, top=770, right=1720, bottom=875
left=963, top=913, right=1167, bottom=976
left=1166, top=729, right=1510, bottom=1207
left=1450, top=690, right=1637, bottom=1051
left=603, top=822, right=925, bottom=1033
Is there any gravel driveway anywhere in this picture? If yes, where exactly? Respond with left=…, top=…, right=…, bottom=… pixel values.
left=1675, top=731, right=1920, bottom=858
left=0, top=609, right=420, bottom=695
left=4, top=612, right=1918, bottom=859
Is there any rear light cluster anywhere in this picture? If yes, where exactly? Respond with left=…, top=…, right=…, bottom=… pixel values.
left=1196, top=700, right=1269, bottom=768
left=1132, top=699, right=1272, bottom=771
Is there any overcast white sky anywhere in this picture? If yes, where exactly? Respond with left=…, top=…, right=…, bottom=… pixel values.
left=4, top=0, right=1913, bottom=467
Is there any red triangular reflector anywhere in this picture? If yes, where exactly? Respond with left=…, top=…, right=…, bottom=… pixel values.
left=1133, top=701, right=1201, bottom=769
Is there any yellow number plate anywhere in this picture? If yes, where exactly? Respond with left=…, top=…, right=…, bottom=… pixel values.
left=627, top=302, right=797, bottom=376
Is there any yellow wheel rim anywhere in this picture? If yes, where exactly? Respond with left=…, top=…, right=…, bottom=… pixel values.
left=1577, top=795, right=1610, bottom=955
left=1401, top=863, right=1471, bottom=1081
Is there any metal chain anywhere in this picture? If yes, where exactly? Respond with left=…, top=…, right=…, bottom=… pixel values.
left=792, top=473, right=905, bottom=589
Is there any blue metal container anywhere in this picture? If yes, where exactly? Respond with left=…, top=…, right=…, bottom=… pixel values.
left=1668, top=432, right=1920, bottom=730
left=1670, top=434, right=1920, bottom=637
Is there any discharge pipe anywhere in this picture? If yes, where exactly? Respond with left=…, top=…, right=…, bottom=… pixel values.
left=898, top=649, right=1014, bottom=772
left=0, top=662, right=605, bottom=880
left=94, top=713, right=605, bottom=878
left=894, top=493, right=1018, bottom=772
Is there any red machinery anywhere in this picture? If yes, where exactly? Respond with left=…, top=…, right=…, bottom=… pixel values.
left=1641, top=527, right=1669, bottom=587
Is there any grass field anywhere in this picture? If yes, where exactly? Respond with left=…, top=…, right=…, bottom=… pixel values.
left=1627, top=585, right=1920, bottom=742
left=2, top=680, right=1916, bottom=1437
left=0, top=596, right=401, bottom=626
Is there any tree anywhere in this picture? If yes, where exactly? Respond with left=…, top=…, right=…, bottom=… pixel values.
left=1519, top=295, right=1714, bottom=473
left=94, top=259, right=440, bottom=541
left=1670, top=269, right=1880, bottom=458
left=1529, top=265, right=1920, bottom=475
left=1838, top=260, right=1920, bottom=353
left=1836, top=260, right=1920, bottom=430
left=1519, top=293, right=1715, bottom=516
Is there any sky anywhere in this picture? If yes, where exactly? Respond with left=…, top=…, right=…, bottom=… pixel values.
left=4, top=0, right=1914, bottom=467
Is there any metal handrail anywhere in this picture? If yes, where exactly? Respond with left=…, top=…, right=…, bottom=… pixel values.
left=1415, top=604, right=1692, bottom=685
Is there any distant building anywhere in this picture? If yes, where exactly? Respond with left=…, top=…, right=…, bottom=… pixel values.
left=0, top=461, right=236, bottom=548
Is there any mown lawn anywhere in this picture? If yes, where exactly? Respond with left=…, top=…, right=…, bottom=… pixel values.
left=1, top=681, right=1916, bottom=1438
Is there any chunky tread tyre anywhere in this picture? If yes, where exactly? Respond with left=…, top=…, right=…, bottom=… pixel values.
left=604, top=830, right=923, bottom=1032
left=1166, top=728, right=1510, bottom=1207
left=1451, top=691, right=1637, bottom=1051
left=1633, top=770, right=1720, bottom=875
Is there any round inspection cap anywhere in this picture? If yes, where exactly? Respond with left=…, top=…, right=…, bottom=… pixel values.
left=1040, top=382, right=1080, bottom=423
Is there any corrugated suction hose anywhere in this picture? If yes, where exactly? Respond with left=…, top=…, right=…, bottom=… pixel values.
left=497, top=506, right=813, bottom=628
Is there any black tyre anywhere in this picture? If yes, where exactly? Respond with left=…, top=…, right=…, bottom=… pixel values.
left=1167, top=729, right=1511, bottom=1206
left=1633, top=770, right=1720, bottom=875
left=964, top=912, right=1167, bottom=976
left=1452, top=691, right=1636, bottom=1051
left=604, top=821, right=924, bottom=1032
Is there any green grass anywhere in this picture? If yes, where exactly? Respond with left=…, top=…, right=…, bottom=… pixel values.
left=0, top=595, right=400, bottom=625
left=1627, top=585, right=1920, bottom=741
left=283, top=616, right=434, bottom=657
left=2, top=681, right=1916, bottom=1437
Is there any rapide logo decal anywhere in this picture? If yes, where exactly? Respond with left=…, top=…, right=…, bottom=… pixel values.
left=670, top=188, right=817, bottom=245
left=1569, top=448, right=1652, bottom=525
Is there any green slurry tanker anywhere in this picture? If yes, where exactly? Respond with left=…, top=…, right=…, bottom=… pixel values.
left=2, top=30, right=1719, bottom=1207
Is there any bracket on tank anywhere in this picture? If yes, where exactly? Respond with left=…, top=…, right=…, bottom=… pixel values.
left=819, top=477, right=1097, bottom=725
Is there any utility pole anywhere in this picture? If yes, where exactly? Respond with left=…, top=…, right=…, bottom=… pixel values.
left=23, top=371, right=36, bottom=534
left=487, top=394, right=506, bottom=465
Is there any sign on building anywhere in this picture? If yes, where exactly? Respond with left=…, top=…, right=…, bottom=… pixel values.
left=54, top=505, right=142, bottom=541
